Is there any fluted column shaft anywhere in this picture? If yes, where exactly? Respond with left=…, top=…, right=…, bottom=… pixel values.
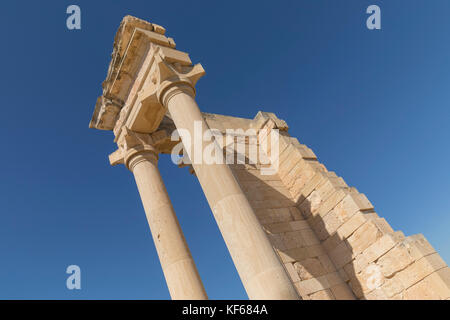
left=127, top=147, right=207, bottom=300
left=162, top=85, right=299, bottom=300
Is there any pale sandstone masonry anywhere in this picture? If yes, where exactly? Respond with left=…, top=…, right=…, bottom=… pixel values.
left=91, top=16, right=298, bottom=300
left=249, top=113, right=450, bottom=300
left=202, top=111, right=450, bottom=300
left=91, top=16, right=449, bottom=300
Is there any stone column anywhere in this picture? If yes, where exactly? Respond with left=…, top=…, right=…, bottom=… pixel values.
left=154, top=60, right=299, bottom=299
left=114, top=129, right=207, bottom=300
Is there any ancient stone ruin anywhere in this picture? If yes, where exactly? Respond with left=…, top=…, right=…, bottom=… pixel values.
left=90, top=16, right=450, bottom=300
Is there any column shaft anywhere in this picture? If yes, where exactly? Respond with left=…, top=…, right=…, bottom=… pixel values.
left=129, top=151, right=207, bottom=300
left=164, top=86, right=299, bottom=300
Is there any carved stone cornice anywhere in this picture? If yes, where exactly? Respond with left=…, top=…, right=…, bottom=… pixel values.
left=89, top=16, right=177, bottom=131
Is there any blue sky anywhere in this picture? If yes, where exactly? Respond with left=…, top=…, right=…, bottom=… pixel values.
left=0, top=1, right=449, bottom=299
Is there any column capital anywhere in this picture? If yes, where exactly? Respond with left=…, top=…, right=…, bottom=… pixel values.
left=150, top=45, right=205, bottom=105
left=109, top=127, right=171, bottom=171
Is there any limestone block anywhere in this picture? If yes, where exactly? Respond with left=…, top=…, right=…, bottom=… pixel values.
left=268, top=134, right=292, bottom=160
left=157, top=45, right=192, bottom=65
left=265, top=179, right=291, bottom=189
left=139, top=28, right=176, bottom=48
left=266, top=233, right=287, bottom=251
left=295, top=275, right=330, bottom=295
left=306, top=244, right=326, bottom=258
left=330, top=283, right=355, bottom=300
left=282, top=247, right=309, bottom=262
left=309, top=289, right=334, bottom=300
left=364, top=287, right=388, bottom=300
left=289, top=207, right=303, bottom=220
left=298, top=190, right=322, bottom=218
left=346, top=217, right=393, bottom=256
left=329, top=241, right=353, bottom=269
left=233, top=169, right=259, bottom=181
left=244, top=168, right=280, bottom=182
left=289, top=161, right=326, bottom=200
left=283, top=161, right=309, bottom=189
left=254, top=207, right=272, bottom=219
left=300, top=229, right=320, bottom=246
left=338, top=267, right=350, bottom=282
left=294, top=258, right=327, bottom=280
left=265, top=185, right=294, bottom=199
left=381, top=276, right=404, bottom=298
left=313, top=176, right=347, bottom=208
left=277, top=249, right=296, bottom=263
left=318, top=254, right=337, bottom=273
left=404, top=267, right=450, bottom=300
left=280, top=231, right=306, bottom=250
left=281, top=161, right=310, bottom=191
left=272, top=207, right=295, bottom=221
left=278, top=145, right=301, bottom=178
left=330, top=191, right=373, bottom=227
left=151, top=23, right=166, bottom=34
left=280, top=146, right=317, bottom=188
left=294, top=171, right=329, bottom=206
left=347, top=273, right=364, bottom=299
left=289, top=220, right=311, bottom=231
left=254, top=111, right=289, bottom=132
left=297, top=175, right=346, bottom=219
left=377, top=244, right=416, bottom=278
left=353, top=231, right=405, bottom=273
left=260, top=132, right=290, bottom=163
left=396, top=253, right=447, bottom=290
left=311, top=207, right=344, bottom=241
left=294, top=285, right=310, bottom=300
left=293, top=144, right=317, bottom=160
left=265, top=221, right=292, bottom=234
left=391, top=292, right=404, bottom=300
left=376, top=234, right=437, bottom=280
left=336, top=211, right=378, bottom=241
left=357, top=263, right=386, bottom=294
left=316, top=187, right=351, bottom=218
left=322, top=232, right=343, bottom=253
left=245, top=188, right=271, bottom=201
left=403, top=234, right=437, bottom=260
left=251, top=199, right=293, bottom=210
left=326, top=272, right=345, bottom=287
left=284, top=263, right=301, bottom=283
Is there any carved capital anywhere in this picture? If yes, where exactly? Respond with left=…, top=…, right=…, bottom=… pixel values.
left=149, top=45, right=205, bottom=104
left=109, top=127, right=175, bottom=171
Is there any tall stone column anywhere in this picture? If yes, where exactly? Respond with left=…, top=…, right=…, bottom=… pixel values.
left=150, top=53, right=299, bottom=300
left=111, top=129, right=208, bottom=300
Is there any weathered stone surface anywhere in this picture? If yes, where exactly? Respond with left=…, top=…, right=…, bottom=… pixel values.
left=346, top=217, right=393, bottom=257
left=92, top=16, right=450, bottom=300
left=330, top=283, right=355, bottom=300
left=295, top=275, right=330, bottom=295
left=404, top=267, right=450, bottom=300
left=309, top=289, right=334, bottom=300
left=395, top=253, right=447, bottom=289
left=294, top=258, right=327, bottom=280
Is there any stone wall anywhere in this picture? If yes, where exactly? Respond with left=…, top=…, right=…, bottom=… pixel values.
left=206, top=111, right=450, bottom=300
left=256, top=113, right=450, bottom=300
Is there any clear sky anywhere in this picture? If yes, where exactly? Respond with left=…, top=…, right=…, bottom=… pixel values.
left=0, top=1, right=449, bottom=299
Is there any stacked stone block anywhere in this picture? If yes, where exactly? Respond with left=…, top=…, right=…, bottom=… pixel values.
left=211, top=114, right=352, bottom=300
left=253, top=113, right=450, bottom=300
